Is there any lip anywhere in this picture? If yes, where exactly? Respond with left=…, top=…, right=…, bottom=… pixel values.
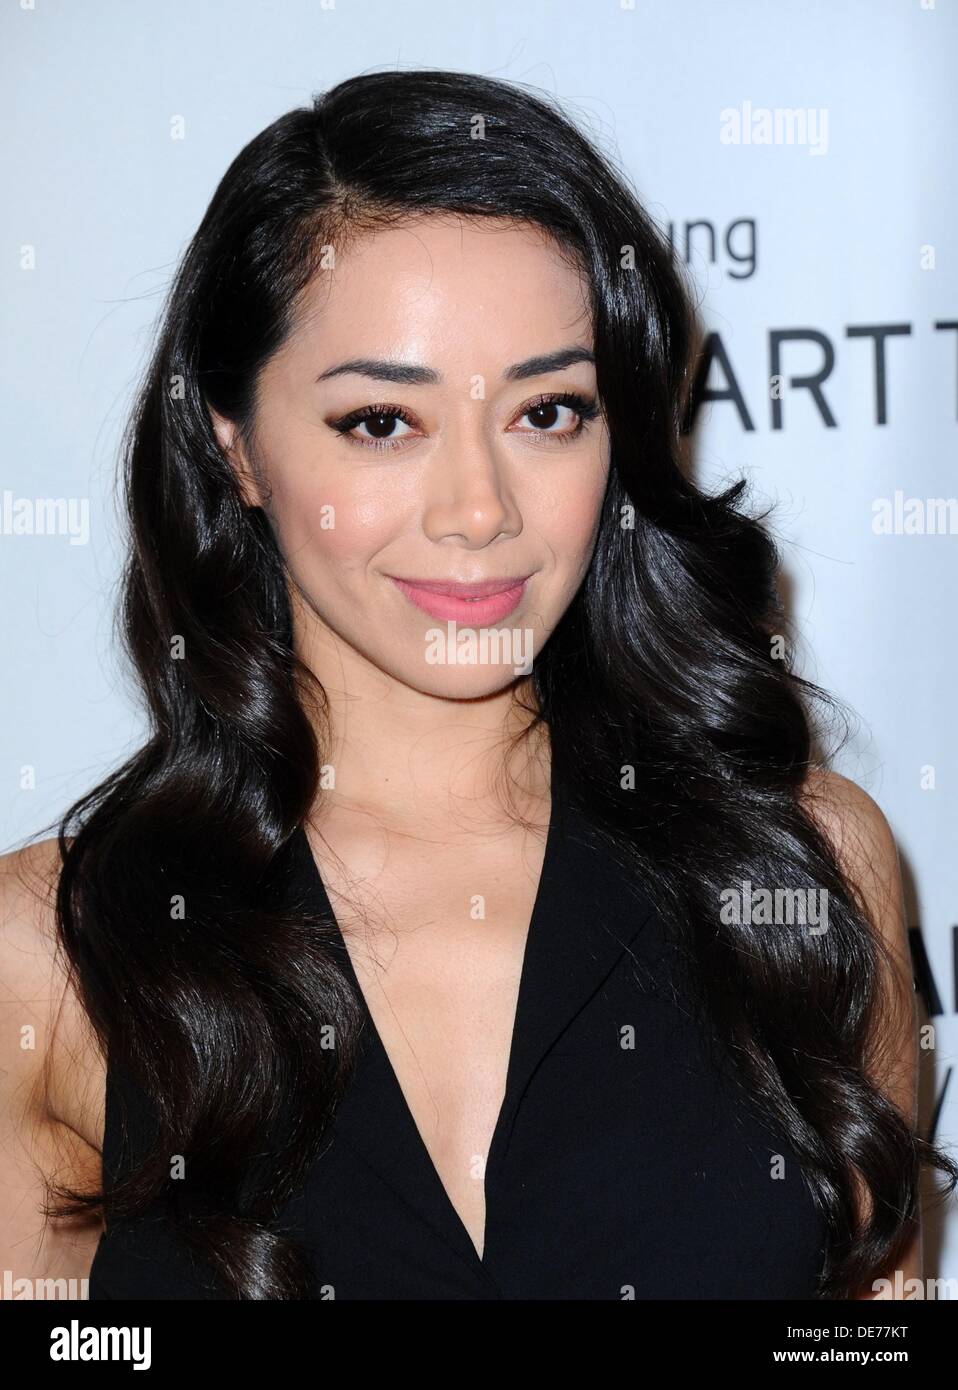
left=387, top=574, right=531, bottom=625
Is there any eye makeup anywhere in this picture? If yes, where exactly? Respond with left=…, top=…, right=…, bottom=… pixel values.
left=327, top=390, right=601, bottom=453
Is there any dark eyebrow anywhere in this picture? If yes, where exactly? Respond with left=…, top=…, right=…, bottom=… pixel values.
left=315, top=346, right=595, bottom=386
left=503, top=347, right=596, bottom=381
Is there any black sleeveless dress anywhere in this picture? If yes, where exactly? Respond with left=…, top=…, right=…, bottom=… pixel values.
left=87, top=767, right=828, bottom=1300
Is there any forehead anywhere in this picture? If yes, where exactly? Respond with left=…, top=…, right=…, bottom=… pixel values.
left=282, top=215, right=594, bottom=375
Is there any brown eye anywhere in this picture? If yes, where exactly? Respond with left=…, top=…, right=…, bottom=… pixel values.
left=330, top=404, right=419, bottom=452
left=522, top=401, right=575, bottom=431
left=352, top=412, right=414, bottom=443
left=513, top=391, right=600, bottom=442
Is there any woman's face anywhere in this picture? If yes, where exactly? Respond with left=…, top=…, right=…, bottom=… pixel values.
left=213, top=215, right=610, bottom=698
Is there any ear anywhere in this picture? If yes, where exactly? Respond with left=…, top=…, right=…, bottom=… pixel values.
left=207, top=405, right=267, bottom=510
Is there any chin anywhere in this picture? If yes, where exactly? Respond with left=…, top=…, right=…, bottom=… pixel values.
left=392, top=658, right=534, bottom=700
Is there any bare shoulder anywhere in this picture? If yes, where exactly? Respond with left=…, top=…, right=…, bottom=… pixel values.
left=798, top=772, right=923, bottom=1295
left=0, top=835, right=71, bottom=1116
left=798, top=769, right=907, bottom=956
left=798, top=768, right=899, bottom=883
left=798, top=768, right=915, bottom=1109
left=0, top=835, right=105, bottom=1283
left=0, top=835, right=105, bottom=1140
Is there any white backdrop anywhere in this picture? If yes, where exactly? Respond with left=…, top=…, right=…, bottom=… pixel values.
left=2, top=0, right=955, bottom=1288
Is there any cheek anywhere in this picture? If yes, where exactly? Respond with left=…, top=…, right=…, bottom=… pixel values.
left=266, top=467, right=404, bottom=578
left=529, top=462, right=609, bottom=562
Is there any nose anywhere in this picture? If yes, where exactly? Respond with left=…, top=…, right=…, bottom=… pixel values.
left=420, top=428, right=523, bottom=548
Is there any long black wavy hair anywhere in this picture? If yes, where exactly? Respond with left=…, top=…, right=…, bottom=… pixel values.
left=45, top=68, right=956, bottom=1299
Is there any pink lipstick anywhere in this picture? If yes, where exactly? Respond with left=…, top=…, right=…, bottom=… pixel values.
left=388, top=574, right=530, bottom=625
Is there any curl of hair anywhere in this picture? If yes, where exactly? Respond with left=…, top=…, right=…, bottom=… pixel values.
left=44, top=69, right=956, bottom=1298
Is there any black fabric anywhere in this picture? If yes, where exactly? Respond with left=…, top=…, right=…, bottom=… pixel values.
left=88, top=767, right=828, bottom=1300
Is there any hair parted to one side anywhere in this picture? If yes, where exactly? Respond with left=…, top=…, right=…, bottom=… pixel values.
left=43, top=68, right=956, bottom=1298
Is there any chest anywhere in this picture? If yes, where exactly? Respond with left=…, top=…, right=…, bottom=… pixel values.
left=307, top=922, right=829, bottom=1299
left=306, top=814, right=550, bottom=1257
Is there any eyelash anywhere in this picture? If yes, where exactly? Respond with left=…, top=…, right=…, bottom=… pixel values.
left=329, top=391, right=600, bottom=453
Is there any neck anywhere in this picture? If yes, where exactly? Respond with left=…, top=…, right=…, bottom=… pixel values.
left=292, top=593, right=551, bottom=838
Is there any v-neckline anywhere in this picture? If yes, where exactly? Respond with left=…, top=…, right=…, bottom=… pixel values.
left=297, top=767, right=563, bottom=1270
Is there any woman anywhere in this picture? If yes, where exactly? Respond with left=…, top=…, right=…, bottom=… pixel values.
left=2, top=68, right=954, bottom=1301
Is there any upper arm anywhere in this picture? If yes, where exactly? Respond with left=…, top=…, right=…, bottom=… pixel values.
left=799, top=769, right=921, bottom=1298
left=0, top=837, right=104, bottom=1284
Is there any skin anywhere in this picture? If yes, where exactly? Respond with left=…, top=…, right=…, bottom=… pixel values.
left=215, top=214, right=610, bottom=820
left=210, top=214, right=926, bottom=1287
left=0, top=215, right=922, bottom=1294
left=209, top=215, right=611, bottom=1257
left=799, top=772, right=923, bottom=1298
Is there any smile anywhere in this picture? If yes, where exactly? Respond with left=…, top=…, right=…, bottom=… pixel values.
left=387, top=575, right=531, bottom=625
